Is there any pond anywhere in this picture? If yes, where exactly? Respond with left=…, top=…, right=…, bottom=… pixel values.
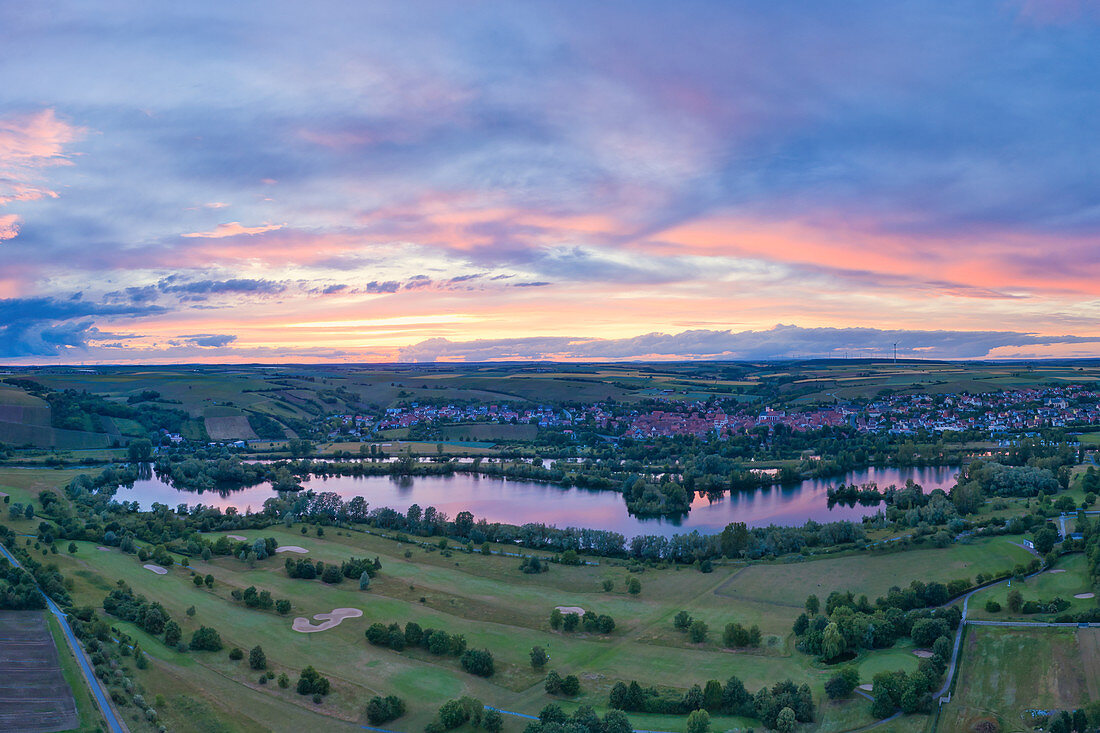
left=112, top=464, right=961, bottom=538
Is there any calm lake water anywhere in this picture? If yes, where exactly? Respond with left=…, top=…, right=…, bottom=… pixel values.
left=112, top=465, right=961, bottom=538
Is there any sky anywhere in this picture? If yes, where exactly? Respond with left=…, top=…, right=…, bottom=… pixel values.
left=2, top=1, right=1100, bottom=363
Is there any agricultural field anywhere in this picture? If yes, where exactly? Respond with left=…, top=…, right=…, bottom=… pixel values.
left=940, top=627, right=1100, bottom=733
left=0, top=611, right=79, bottom=733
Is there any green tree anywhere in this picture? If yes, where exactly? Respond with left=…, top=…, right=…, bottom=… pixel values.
left=689, top=619, right=709, bottom=643
left=686, top=709, right=710, bottom=733
left=805, top=594, right=820, bottom=616
left=821, top=622, right=844, bottom=661
left=775, top=706, right=797, bottom=733
left=626, top=577, right=641, bottom=595
left=1007, top=589, right=1024, bottom=613
left=249, top=645, right=267, bottom=670
left=483, top=708, right=503, bottom=733
left=530, top=646, right=548, bottom=670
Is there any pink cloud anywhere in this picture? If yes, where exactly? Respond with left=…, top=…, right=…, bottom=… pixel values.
left=0, top=214, right=19, bottom=241
left=0, top=109, right=85, bottom=209
left=182, top=221, right=285, bottom=238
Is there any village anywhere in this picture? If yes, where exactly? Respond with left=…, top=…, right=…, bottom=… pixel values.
left=323, top=384, right=1100, bottom=442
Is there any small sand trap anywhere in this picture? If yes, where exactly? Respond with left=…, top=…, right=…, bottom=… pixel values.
left=1075, top=593, right=1095, bottom=599
left=1049, top=569, right=1067, bottom=573
left=226, top=534, right=248, bottom=541
left=858, top=684, right=873, bottom=692
left=143, top=564, right=168, bottom=575
left=276, top=546, right=308, bottom=554
left=555, top=606, right=585, bottom=615
left=96, top=546, right=111, bottom=551
left=912, top=649, right=934, bottom=658
left=292, top=608, right=363, bottom=633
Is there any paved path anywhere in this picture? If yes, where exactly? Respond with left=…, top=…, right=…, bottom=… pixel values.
left=0, top=542, right=126, bottom=733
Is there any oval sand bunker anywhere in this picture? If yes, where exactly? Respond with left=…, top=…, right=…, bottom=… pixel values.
left=143, top=564, right=168, bottom=575
left=226, top=534, right=248, bottom=541
left=1075, top=593, right=1095, bottom=599
left=292, top=608, right=363, bottom=633
left=555, top=606, right=585, bottom=616
left=276, top=546, right=309, bottom=554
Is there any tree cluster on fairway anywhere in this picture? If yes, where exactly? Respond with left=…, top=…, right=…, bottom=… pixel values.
left=521, top=704, right=632, bottom=733
left=427, top=696, right=484, bottom=732
left=284, top=555, right=380, bottom=583
left=366, top=695, right=406, bottom=725
left=673, top=610, right=760, bottom=647
left=295, top=665, right=330, bottom=696
left=366, top=620, right=468, bottom=658
left=609, top=674, right=811, bottom=725
left=460, top=648, right=495, bottom=677
left=103, top=584, right=181, bottom=643
left=544, top=670, right=581, bottom=697
left=189, top=626, right=223, bottom=652
left=549, top=608, right=615, bottom=633
left=793, top=584, right=963, bottom=661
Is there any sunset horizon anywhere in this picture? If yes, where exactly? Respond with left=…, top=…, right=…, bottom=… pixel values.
left=4, top=2, right=1100, bottom=365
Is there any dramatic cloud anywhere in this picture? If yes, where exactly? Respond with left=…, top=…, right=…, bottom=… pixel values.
left=2, top=3, right=1100, bottom=362
left=399, top=325, right=1100, bottom=362
left=0, top=297, right=164, bottom=357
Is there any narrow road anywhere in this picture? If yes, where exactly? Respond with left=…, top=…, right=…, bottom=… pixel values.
left=0, top=542, right=127, bottom=733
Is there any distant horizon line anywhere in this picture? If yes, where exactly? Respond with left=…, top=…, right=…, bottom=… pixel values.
left=4, top=356, right=1100, bottom=369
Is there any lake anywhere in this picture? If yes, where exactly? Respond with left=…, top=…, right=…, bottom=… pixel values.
left=112, top=465, right=961, bottom=538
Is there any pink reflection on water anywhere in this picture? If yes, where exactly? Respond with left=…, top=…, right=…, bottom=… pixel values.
left=116, top=465, right=959, bottom=538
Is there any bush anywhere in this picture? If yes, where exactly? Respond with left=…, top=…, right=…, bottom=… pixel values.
left=824, top=668, right=859, bottom=700
left=249, top=645, right=266, bottom=670
left=228, top=647, right=243, bottom=661
left=985, top=599, right=1001, bottom=613
left=560, top=674, right=581, bottom=696
left=321, top=565, right=343, bottom=584
left=460, top=648, right=495, bottom=677
left=366, top=695, right=406, bottom=725
left=530, top=646, right=548, bottom=670
left=689, top=620, right=709, bottom=643
left=296, top=666, right=330, bottom=696
left=189, top=626, right=223, bottom=652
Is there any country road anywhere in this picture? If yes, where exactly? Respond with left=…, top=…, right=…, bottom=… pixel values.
left=0, top=542, right=127, bottom=733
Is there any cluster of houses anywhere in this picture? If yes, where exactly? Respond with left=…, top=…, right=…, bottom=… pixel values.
left=318, top=384, right=1100, bottom=442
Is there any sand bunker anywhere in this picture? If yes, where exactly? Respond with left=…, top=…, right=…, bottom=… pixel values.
left=292, top=608, right=363, bottom=633
left=143, top=564, right=168, bottom=575
left=276, top=546, right=308, bottom=554
left=96, top=546, right=111, bottom=551
left=912, top=649, right=934, bottom=658
left=226, top=534, right=248, bottom=541
left=858, top=684, right=873, bottom=692
left=1049, top=569, right=1067, bottom=574
left=1075, top=593, right=1095, bottom=599
left=555, top=606, right=585, bottom=616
